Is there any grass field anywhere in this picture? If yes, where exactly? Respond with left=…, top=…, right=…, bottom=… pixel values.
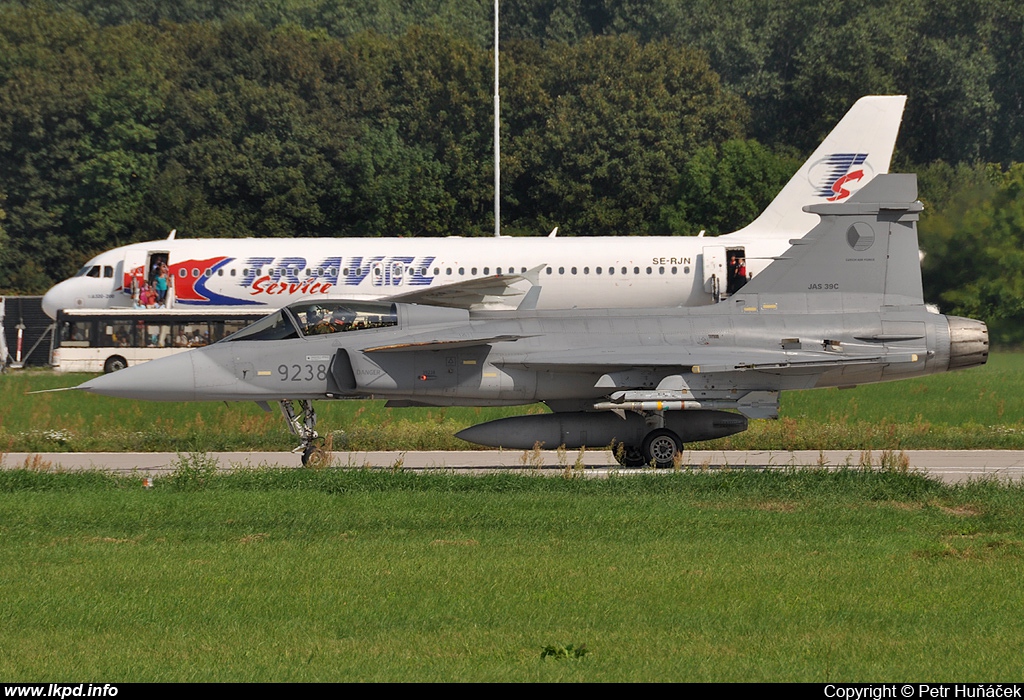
left=1, top=467, right=1023, bottom=681
left=2, top=352, right=1022, bottom=452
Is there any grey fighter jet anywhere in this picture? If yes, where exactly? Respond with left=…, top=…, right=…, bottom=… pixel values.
left=74, top=174, right=989, bottom=466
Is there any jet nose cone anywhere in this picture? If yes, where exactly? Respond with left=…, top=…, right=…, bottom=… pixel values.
left=79, top=351, right=198, bottom=401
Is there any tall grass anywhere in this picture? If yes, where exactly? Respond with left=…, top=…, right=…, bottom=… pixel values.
left=2, top=353, right=1020, bottom=451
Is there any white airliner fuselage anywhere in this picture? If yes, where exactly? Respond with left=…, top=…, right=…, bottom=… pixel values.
left=41, top=96, right=907, bottom=319
left=44, top=234, right=780, bottom=315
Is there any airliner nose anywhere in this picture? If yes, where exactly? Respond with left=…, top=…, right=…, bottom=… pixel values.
left=41, top=282, right=74, bottom=320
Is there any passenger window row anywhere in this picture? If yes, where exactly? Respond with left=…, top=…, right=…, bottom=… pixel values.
left=158, top=264, right=693, bottom=279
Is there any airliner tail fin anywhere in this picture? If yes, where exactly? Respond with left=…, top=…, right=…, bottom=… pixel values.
left=730, top=95, right=906, bottom=239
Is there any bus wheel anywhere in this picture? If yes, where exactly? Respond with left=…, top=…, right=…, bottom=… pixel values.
left=103, top=355, right=128, bottom=373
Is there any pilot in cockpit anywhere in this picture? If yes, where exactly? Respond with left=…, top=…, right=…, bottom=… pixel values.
left=330, top=307, right=356, bottom=331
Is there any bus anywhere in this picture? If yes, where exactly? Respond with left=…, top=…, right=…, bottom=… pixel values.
left=51, top=308, right=271, bottom=373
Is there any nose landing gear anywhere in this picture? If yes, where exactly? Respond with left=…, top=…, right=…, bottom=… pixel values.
left=279, top=399, right=324, bottom=466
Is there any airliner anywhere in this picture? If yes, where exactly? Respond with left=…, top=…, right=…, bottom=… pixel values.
left=41, top=96, right=906, bottom=320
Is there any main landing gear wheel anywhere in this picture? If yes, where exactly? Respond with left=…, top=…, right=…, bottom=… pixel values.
left=615, top=445, right=648, bottom=468
left=642, top=428, right=683, bottom=468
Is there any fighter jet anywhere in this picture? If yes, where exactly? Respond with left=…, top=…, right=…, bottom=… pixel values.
left=74, top=173, right=989, bottom=467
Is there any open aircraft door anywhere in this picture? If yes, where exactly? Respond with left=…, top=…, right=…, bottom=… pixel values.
left=121, top=250, right=147, bottom=299
left=122, top=250, right=169, bottom=300
left=702, top=246, right=726, bottom=302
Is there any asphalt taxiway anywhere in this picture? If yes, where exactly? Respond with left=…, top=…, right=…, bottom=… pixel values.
left=3, top=450, right=1024, bottom=484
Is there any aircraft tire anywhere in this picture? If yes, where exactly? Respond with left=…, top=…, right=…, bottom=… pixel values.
left=302, top=444, right=328, bottom=468
left=103, top=355, right=128, bottom=373
left=642, top=429, right=683, bottom=468
left=615, top=445, right=648, bottom=468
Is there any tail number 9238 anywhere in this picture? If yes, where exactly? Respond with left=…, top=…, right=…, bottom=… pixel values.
left=279, top=364, right=328, bottom=382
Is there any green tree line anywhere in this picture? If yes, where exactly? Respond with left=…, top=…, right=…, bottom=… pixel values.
left=0, top=8, right=746, bottom=288
left=1, top=2, right=1024, bottom=344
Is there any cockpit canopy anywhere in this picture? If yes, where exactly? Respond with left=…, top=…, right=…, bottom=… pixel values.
left=221, top=300, right=398, bottom=342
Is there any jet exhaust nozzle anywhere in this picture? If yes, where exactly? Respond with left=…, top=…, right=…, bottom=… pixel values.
left=946, top=316, right=989, bottom=371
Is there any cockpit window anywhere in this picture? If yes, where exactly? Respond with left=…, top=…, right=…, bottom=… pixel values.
left=86, top=266, right=100, bottom=278
left=219, top=301, right=398, bottom=343
left=220, top=309, right=300, bottom=342
left=290, top=301, right=398, bottom=337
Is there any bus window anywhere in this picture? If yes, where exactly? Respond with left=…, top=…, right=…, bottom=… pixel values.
left=206, top=322, right=224, bottom=343
left=173, top=322, right=211, bottom=347
left=101, top=324, right=132, bottom=348
left=220, top=320, right=250, bottom=340
left=60, top=321, right=93, bottom=347
left=145, top=324, right=171, bottom=348
left=52, top=310, right=273, bottom=372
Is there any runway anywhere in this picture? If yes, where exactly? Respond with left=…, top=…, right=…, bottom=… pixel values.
left=4, top=449, right=1024, bottom=484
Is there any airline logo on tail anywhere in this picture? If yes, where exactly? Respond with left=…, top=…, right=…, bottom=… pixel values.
left=809, top=153, right=870, bottom=201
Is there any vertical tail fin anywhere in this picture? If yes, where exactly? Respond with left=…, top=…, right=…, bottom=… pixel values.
left=729, top=95, right=906, bottom=239
left=738, top=173, right=923, bottom=308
